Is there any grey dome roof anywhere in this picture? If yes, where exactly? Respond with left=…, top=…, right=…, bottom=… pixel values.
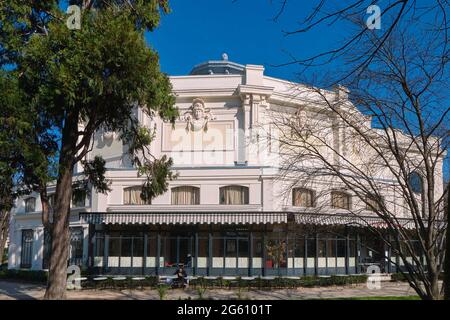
left=190, top=54, right=245, bottom=75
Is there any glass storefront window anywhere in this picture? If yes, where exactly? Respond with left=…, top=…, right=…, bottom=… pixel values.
left=197, top=238, right=209, bottom=268
left=337, top=239, right=346, bottom=257
left=238, top=239, right=249, bottom=257
left=294, top=238, right=305, bottom=257
left=225, top=239, right=236, bottom=257
left=253, top=236, right=263, bottom=257
left=306, top=238, right=316, bottom=257
left=327, top=239, right=336, bottom=258
left=93, top=233, right=104, bottom=267
left=108, top=236, right=121, bottom=268
left=212, top=238, right=224, bottom=268
left=132, top=236, right=144, bottom=267
left=318, top=240, right=326, bottom=257
left=349, top=239, right=356, bottom=257
left=265, top=238, right=287, bottom=269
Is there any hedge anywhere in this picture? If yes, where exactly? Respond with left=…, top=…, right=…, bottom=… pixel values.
left=186, top=275, right=368, bottom=289
left=0, top=270, right=368, bottom=289
left=0, top=269, right=48, bottom=283
left=390, top=272, right=444, bottom=282
left=79, top=274, right=368, bottom=290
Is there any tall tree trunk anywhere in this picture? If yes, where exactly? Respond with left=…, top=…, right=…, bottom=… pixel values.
left=0, top=214, right=9, bottom=265
left=444, top=182, right=450, bottom=300
left=43, top=112, right=78, bottom=300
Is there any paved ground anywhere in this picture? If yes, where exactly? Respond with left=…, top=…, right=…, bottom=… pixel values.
left=0, top=280, right=419, bottom=300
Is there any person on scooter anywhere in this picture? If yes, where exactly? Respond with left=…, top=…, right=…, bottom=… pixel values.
left=173, top=264, right=188, bottom=288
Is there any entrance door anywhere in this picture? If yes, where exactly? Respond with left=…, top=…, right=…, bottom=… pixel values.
left=179, top=237, right=193, bottom=274
left=161, top=235, right=193, bottom=275
left=360, top=237, right=386, bottom=273
left=20, top=230, right=33, bottom=269
left=68, top=227, right=84, bottom=266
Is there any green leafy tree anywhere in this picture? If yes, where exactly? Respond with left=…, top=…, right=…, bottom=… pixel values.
left=1, top=1, right=177, bottom=299
left=0, top=71, right=55, bottom=265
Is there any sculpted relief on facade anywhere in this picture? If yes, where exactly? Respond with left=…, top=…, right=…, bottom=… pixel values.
left=183, top=98, right=216, bottom=132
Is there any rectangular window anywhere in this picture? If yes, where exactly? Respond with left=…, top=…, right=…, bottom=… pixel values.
left=25, top=198, right=36, bottom=213
left=94, top=234, right=105, bottom=257
left=292, top=189, right=314, bottom=207
left=198, top=238, right=209, bottom=256
left=123, top=186, right=151, bottom=205
left=72, top=190, right=87, bottom=208
left=318, top=240, right=326, bottom=257
left=238, top=238, right=249, bottom=257
left=225, top=239, right=237, bottom=257
left=331, top=191, right=351, bottom=210
left=337, top=239, right=346, bottom=257
left=294, top=238, right=305, bottom=257
left=171, top=186, right=200, bottom=205
left=21, top=229, right=33, bottom=268
left=133, top=237, right=144, bottom=258
left=132, top=236, right=144, bottom=267
left=146, top=236, right=156, bottom=257
left=109, top=236, right=121, bottom=257
left=118, top=237, right=131, bottom=257
left=253, top=237, right=263, bottom=257
left=349, top=240, right=356, bottom=257
left=265, top=238, right=287, bottom=268
left=212, top=238, right=224, bottom=257
left=219, top=186, right=249, bottom=205
left=327, top=239, right=336, bottom=258
left=366, top=195, right=382, bottom=211
left=306, top=238, right=316, bottom=258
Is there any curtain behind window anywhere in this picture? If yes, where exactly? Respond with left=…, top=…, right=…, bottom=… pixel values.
left=331, top=192, right=350, bottom=209
left=124, top=186, right=150, bottom=205
left=220, top=186, right=249, bottom=205
left=293, top=188, right=314, bottom=207
left=366, top=195, right=382, bottom=211
left=171, top=186, right=200, bottom=205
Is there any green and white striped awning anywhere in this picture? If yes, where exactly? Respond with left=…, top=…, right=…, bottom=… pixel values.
left=79, top=212, right=417, bottom=229
left=80, top=212, right=288, bottom=225
left=294, top=213, right=416, bottom=229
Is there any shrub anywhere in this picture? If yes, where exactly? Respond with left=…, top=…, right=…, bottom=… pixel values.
left=196, top=287, right=207, bottom=300
left=157, top=284, right=170, bottom=300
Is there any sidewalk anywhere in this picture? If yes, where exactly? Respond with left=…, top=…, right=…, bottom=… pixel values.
left=0, top=280, right=418, bottom=300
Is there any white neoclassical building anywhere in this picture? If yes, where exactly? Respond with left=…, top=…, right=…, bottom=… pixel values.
left=7, top=55, right=444, bottom=277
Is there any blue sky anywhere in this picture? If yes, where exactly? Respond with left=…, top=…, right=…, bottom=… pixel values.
left=148, top=0, right=449, bottom=181
left=148, top=0, right=346, bottom=80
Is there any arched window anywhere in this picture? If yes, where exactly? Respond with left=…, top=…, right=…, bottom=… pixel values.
left=123, top=186, right=151, bottom=205
left=408, top=172, right=423, bottom=194
left=171, top=186, right=200, bottom=205
left=24, top=197, right=36, bottom=213
left=331, top=191, right=351, bottom=210
left=219, top=186, right=249, bottom=205
left=292, top=188, right=315, bottom=207
left=366, top=194, right=383, bottom=211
